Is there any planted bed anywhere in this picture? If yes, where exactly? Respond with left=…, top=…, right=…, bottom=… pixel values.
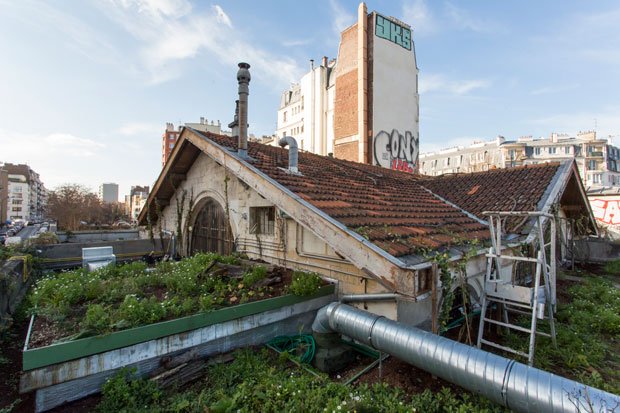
left=21, top=253, right=335, bottom=412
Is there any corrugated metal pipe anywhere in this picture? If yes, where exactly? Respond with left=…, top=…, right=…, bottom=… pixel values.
left=312, top=303, right=620, bottom=413
left=278, top=136, right=299, bottom=173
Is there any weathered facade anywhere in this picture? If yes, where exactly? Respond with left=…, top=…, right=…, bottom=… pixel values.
left=140, top=129, right=595, bottom=326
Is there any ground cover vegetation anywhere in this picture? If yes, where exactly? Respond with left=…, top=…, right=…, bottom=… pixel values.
left=97, top=348, right=505, bottom=413
left=502, top=275, right=620, bottom=394
left=94, top=268, right=620, bottom=413
left=27, top=253, right=323, bottom=346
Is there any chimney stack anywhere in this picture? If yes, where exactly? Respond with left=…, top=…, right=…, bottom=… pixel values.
left=236, top=62, right=251, bottom=159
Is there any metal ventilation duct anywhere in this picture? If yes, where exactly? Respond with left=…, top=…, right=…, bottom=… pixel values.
left=313, top=303, right=620, bottom=413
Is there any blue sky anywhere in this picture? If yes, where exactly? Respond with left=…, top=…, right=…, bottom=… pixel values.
left=1, top=0, right=619, bottom=200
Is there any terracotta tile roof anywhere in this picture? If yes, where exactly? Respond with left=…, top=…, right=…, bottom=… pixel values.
left=420, top=163, right=561, bottom=231
left=195, top=131, right=489, bottom=257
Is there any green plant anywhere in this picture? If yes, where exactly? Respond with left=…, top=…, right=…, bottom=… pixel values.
left=289, top=271, right=322, bottom=296
left=242, top=265, right=267, bottom=287
left=98, top=368, right=161, bottom=413
left=82, top=304, right=111, bottom=334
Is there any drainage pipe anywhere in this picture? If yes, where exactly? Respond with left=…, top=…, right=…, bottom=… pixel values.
left=340, top=293, right=399, bottom=303
left=313, top=303, right=620, bottom=413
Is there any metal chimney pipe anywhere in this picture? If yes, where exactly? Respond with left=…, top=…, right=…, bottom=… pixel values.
left=278, top=136, right=299, bottom=174
left=237, top=62, right=251, bottom=159
left=313, top=303, right=620, bottom=413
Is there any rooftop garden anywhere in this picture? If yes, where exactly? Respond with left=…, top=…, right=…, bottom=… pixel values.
left=27, top=253, right=324, bottom=347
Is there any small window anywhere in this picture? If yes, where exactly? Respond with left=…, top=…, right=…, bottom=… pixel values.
left=549, top=147, right=556, bottom=154
left=417, top=268, right=432, bottom=295
left=565, top=146, right=570, bottom=154
left=535, top=147, right=541, bottom=155
left=283, top=111, right=287, bottom=123
left=250, top=207, right=275, bottom=235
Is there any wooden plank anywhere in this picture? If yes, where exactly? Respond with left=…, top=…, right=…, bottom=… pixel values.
left=23, top=285, right=334, bottom=371
left=34, top=310, right=318, bottom=412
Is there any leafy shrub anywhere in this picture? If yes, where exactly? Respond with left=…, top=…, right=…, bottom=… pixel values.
left=98, top=368, right=161, bottom=413
left=82, top=304, right=110, bottom=333
left=289, top=271, right=322, bottom=296
left=242, top=265, right=267, bottom=287
left=603, top=259, right=620, bottom=275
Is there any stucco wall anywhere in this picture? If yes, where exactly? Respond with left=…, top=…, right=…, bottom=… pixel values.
left=370, top=12, right=419, bottom=173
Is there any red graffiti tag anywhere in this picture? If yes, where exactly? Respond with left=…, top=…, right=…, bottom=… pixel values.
left=391, top=158, right=415, bottom=173
left=591, top=198, right=620, bottom=225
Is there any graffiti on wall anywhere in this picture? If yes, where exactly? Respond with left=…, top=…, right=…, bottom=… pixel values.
left=373, top=129, right=419, bottom=173
left=590, top=198, right=620, bottom=225
left=375, top=14, right=412, bottom=50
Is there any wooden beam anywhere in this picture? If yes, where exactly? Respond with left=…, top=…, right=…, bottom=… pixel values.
left=185, top=130, right=416, bottom=292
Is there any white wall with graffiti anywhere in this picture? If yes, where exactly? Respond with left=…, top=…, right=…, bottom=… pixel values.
left=589, top=195, right=620, bottom=238
left=371, top=13, right=420, bottom=173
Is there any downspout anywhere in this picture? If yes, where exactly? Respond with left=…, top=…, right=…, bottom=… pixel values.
left=313, top=303, right=619, bottom=413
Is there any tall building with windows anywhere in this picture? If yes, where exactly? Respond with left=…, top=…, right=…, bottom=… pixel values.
left=124, top=185, right=150, bottom=223
left=1, top=163, right=47, bottom=221
left=99, top=183, right=119, bottom=203
left=276, top=2, right=420, bottom=172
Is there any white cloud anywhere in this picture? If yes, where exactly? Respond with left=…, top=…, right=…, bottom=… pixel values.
left=100, top=1, right=303, bottom=87
left=530, top=83, right=580, bottom=96
left=420, top=73, right=491, bottom=95
left=444, top=2, right=498, bottom=33
left=329, top=0, right=355, bottom=36
left=529, top=107, right=620, bottom=141
left=402, top=0, right=438, bottom=36
left=117, top=122, right=162, bottom=136
left=213, top=5, right=232, bottom=28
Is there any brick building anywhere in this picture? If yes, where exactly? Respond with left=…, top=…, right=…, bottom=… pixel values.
left=276, top=2, right=420, bottom=172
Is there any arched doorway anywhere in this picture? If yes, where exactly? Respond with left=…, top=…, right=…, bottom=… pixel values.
left=191, top=198, right=234, bottom=255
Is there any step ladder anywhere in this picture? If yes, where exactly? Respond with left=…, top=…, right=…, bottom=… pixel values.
left=476, top=211, right=557, bottom=366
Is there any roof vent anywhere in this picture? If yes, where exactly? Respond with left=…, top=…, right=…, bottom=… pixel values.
left=236, top=62, right=251, bottom=159
left=279, top=136, right=301, bottom=175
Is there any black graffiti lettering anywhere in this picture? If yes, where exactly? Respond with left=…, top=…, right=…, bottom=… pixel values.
left=373, top=129, right=419, bottom=171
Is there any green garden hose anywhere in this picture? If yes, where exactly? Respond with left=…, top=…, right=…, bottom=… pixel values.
left=267, top=334, right=316, bottom=364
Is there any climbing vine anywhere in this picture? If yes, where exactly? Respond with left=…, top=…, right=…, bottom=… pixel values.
left=175, top=189, right=187, bottom=255
left=146, top=204, right=155, bottom=249
left=429, top=239, right=480, bottom=339
left=154, top=199, right=165, bottom=254
left=183, top=188, right=195, bottom=257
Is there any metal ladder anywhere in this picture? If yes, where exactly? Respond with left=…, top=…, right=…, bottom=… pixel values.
left=476, top=211, right=557, bottom=366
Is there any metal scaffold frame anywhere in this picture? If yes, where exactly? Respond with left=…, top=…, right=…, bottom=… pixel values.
left=477, top=211, right=557, bottom=366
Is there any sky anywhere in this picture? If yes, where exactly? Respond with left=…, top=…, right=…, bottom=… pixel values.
left=1, top=0, right=619, bottom=200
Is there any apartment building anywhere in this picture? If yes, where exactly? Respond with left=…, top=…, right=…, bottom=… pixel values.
left=420, top=131, right=620, bottom=189
left=99, top=183, right=119, bottom=203
left=276, top=3, right=420, bottom=172
left=1, top=163, right=47, bottom=221
left=162, top=118, right=232, bottom=167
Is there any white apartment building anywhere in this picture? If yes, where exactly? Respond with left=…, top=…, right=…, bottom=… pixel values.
left=420, top=131, right=620, bottom=189
left=276, top=57, right=335, bottom=155
left=275, top=4, right=420, bottom=172
left=420, top=137, right=505, bottom=176
left=2, top=163, right=47, bottom=221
